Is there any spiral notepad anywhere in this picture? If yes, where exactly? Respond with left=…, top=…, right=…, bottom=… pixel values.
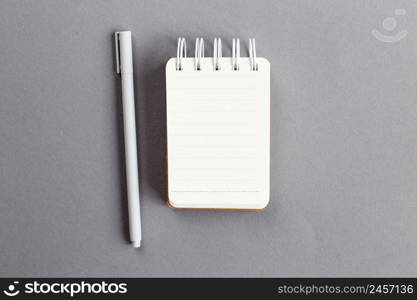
left=166, top=37, right=270, bottom=209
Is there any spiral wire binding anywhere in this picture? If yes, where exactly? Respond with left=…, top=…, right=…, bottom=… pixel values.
left=176, top=37, right=258, bottom=71
left=213, top=38, right=222, bottom=71
left=249, top=38, right=258, bottom=71
left=232, top=38, right=240, bottom=71
left=194, top=38, right=205, bottom=70
left=176, top=37, right=187, bottom=71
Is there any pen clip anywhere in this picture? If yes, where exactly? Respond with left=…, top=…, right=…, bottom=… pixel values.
left=115, top=32, right=121, bottom=74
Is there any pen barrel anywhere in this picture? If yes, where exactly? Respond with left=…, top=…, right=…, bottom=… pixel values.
left=121, top=73, right=142, bottom=244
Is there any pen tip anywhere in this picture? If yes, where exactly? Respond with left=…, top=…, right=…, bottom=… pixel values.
left=132, top=241, right=141, bottom=248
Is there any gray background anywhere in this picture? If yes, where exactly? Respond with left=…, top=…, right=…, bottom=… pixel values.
left=0, top=0, right=416, bottom=277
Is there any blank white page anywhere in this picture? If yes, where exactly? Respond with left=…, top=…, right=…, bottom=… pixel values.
left=166, top=57, right=270, bottom=209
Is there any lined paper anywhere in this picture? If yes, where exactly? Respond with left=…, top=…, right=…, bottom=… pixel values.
left=166, top=57, right=270, bottom=209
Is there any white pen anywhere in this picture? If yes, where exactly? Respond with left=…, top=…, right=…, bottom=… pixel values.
left=115, top=31, right=142, bottom=248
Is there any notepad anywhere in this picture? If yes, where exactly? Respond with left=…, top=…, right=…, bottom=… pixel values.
left=166, top=40, right=270, bottom=209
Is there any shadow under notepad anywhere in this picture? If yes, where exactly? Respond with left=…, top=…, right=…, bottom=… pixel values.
left=139, top=51, right=169, bottom=203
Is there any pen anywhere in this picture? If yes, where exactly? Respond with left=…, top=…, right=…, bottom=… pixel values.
left=115, top=31, right=142, bottom=248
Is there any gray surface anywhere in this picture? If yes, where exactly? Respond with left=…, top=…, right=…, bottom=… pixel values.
left=0, top=0, right=416, bottom=277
